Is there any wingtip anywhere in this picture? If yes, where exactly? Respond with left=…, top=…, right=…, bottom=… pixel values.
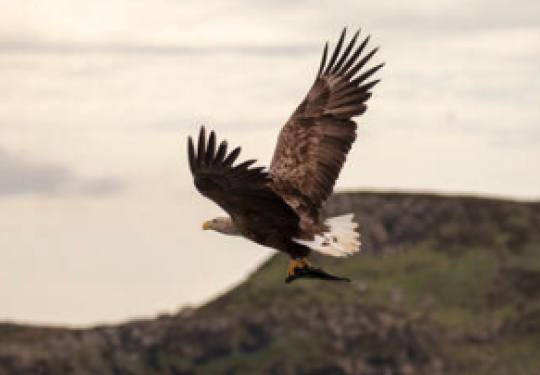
left=361, top=78, right=382, bottom=91
left=223, top=146, right=242, bottom=167
left=316, top=42, right=329, bottom=78
left=208, top=130, right=216, bottom=145
left=187, top=136, right=196, bottom=172
left=197, top=126, right=206, bottom=164
left=206, top=130, right=216, bottom=163
left=331, top=27, right=362, bottom=74
left=198, top=125, right=206, bottom=141
left=324, top=29, right=347, bottom=75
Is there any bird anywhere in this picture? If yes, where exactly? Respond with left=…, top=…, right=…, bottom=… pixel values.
left=187, top=27, right=383, bottom=283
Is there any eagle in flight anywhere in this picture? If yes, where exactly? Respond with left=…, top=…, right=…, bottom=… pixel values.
left=188, top=28, right=383, bottom=283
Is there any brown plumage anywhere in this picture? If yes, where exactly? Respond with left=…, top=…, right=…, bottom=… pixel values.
left=187, top=28, right=383, bottom=282
left=270, top=28, right=383, bottom=233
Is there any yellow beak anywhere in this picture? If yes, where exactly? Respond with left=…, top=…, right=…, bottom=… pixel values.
left=202, top=221, right=212, bottom=230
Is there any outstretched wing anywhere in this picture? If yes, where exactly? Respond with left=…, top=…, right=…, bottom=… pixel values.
left=270, top=28, right=383, bottom=222
left=188, top=126, right=298, bottom=225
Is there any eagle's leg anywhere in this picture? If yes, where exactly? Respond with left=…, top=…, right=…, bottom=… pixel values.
left=287, top=257, right=310, bottom=277
left=285, top=258, right=350, bottom=283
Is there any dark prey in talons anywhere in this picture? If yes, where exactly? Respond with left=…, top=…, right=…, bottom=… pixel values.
left=285, top=265, right=351, bottom=284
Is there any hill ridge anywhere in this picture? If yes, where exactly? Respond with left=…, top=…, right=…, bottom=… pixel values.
left=1, top=191, right=539, bottom=375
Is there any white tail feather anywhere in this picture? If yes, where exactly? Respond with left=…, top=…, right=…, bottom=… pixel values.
left=293, top=213, right=361, bottom=257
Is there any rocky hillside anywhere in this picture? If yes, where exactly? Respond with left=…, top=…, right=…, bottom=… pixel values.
left=1, top=191, right=539, bottom=375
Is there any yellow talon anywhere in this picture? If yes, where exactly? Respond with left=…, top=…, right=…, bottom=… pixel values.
left=287, top=258, right=310, bottom=276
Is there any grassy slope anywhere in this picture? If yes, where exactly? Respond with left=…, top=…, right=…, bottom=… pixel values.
left=189, top=243, right=540, bottom=374
left=260, top=245, right=540, bottom=374
left=1, top=192, right=539, bottom=375
left=179, top=192, right=540, bottom=374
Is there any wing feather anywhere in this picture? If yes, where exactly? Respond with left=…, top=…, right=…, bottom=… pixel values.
left=331, top=29, right=359, bottom=74
left=214, top=140, right=228, bottom=163
left=344, top=47, right=379, bottom=79
left=188, top=127, right=298, bottom=224
left=339, top=35, right=370, bottom=75
left=324, top=28, right=346, bottom=74
left=270, top=27, right=383, bottom=225
left=316, top=43, right=329, bottom=78
left=223, top=146, right=241, bottom=166
left=197, top=127, right=206, bottom=166
left=205, top=131, right=216, bottom=165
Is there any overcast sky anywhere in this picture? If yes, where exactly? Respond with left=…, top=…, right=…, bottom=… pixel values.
left=1, top=0, right=539, bottom=326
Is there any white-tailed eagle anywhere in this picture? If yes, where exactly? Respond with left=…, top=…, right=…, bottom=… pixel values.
left=187, top=28, right=383, bottom=282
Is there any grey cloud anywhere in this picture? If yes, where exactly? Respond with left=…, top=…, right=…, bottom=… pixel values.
left=0, top=40, right=318, bottom=56
left=0, top=147, right=125, bottom=197
left=79, top=178, right=126, bottom=196
left=4, top=2, right=537, bottom=58
left=374, top=10, right=540, bottom=34
left=242, top=0, right=540, bottom=35
left=0, top=148, right=71, bottom=195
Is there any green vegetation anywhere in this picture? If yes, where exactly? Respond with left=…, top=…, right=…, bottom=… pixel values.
left=1, top=192, right=539, bottom=375
left=196, top=240, right=539, bottom=374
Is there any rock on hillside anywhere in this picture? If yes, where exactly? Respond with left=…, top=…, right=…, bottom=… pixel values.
left=1, top=191, right=539, bottom=375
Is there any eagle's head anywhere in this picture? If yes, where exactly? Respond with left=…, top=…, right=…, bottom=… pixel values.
left=202, top=217, right=239, bottom=236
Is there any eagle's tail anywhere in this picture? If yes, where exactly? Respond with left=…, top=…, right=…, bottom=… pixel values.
left=293, top=213, right=361, bottom=257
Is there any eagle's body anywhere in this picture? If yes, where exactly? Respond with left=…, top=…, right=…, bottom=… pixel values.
left=188, top=28, right=383, bottom=282
left=218, top=187, right=307, bottom=258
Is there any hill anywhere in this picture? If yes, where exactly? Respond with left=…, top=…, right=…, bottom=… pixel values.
left=1, top=191, right=539, bottom=375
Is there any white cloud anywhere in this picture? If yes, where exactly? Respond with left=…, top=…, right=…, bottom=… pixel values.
left=0, top=0, right=539, bottom=326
